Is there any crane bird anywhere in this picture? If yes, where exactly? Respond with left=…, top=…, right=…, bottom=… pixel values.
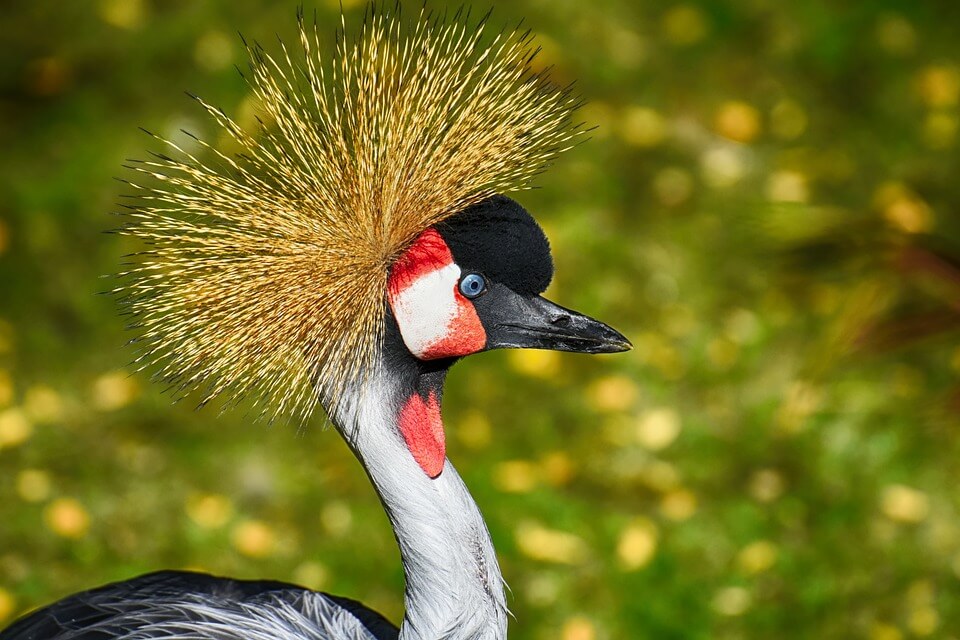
left=1, top=6, right=629, bottom=640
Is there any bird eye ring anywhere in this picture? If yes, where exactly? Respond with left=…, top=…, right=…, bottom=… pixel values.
left=458, top=273, right=486, bottom=299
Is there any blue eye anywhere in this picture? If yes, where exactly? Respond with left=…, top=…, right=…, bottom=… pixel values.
left=459, top=273, right=486, bottom=299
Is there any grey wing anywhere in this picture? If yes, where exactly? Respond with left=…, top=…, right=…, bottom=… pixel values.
left=0, top=571, right=399, bottom=640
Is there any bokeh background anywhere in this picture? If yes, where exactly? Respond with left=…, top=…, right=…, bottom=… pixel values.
left=2, top=1, right=960, bottom=638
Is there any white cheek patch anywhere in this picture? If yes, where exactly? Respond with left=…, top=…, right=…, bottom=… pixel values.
left=390, top=263, right=462, bottom=358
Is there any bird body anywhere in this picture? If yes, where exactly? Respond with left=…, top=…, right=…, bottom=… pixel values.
left=1, top=6, right=629, bottom=639
left=2, top=353, right=505, bottom=640
left=0, top=571, right=399, bottom=639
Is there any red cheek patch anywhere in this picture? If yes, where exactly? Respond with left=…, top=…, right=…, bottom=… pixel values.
left=398, top=390, right=445, bottom=478
left=420, top=300, right=486, bottom=359
left=388, top=227, right=487, bottom=359
left=389, top=228, right=454, bottom=296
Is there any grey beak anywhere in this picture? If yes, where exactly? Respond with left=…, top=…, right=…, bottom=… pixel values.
left=483, top=292, right=631, bottom=354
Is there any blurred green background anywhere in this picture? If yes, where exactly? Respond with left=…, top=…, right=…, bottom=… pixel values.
left=2, top=0, right=960, bottom=638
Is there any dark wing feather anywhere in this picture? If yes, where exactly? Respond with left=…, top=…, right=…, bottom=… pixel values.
left=0, top=571, right=399, bottom=640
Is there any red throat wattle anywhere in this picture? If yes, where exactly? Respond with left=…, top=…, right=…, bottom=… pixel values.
left=398, top=391, right=445, bottom=478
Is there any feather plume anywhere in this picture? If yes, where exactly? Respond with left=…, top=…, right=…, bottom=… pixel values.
left=115, top=5, right=584, bottom=423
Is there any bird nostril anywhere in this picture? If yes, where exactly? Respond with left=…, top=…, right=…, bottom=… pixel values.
left=551, top=315, right=572, bottom=328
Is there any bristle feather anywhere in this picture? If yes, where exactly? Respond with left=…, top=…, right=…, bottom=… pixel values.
left=117, top=5, right=583, bottom=424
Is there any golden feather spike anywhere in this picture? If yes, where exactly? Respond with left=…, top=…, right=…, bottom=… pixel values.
left=115, top=5, right=584, bottom=423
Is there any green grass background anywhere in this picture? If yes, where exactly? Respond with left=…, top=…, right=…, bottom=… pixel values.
left=2, top=1, right=960, bottom=638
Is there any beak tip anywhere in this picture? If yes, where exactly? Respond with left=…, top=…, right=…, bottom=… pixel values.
left=602, top=326, right=632, bottom=353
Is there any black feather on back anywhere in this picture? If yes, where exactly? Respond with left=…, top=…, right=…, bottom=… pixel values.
left=0, top=571, right=398, bottom=640
left=437, top=195, right=554, bottom=296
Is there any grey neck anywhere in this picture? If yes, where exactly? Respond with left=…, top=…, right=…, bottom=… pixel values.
left=330, top=367, right=508, bottom=640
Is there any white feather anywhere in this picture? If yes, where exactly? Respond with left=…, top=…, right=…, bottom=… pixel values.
left=334, top=371, right=509, bottom=640
left=390, top=264, right=462, bottom=358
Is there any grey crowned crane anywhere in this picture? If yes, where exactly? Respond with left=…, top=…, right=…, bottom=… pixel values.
left=0, top=7, right=629, bottom=640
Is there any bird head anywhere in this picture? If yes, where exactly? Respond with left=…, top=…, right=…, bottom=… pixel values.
left=387, top=195, right=629, bottom=362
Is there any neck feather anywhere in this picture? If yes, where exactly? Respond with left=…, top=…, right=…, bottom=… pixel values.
left=329, top=361, right=508, bottom=640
